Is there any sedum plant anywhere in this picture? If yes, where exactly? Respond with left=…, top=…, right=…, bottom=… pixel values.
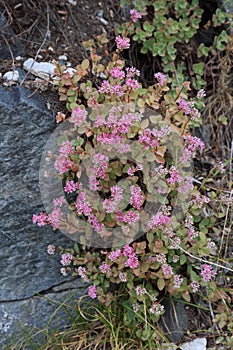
left=118, top=0, right=229, bottom=92
left=33, top=15, right=231, bottom=345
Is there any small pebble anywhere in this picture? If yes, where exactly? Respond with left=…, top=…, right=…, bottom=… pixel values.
left=3, top=71, right=19, bottom=82
left=58, top=55, right=68, bottom=61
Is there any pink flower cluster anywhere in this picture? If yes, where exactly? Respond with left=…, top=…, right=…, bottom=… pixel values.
left=108, top=248, right=121, bottom=261
left=123, top=244, right=139, bottom=269
left=48, top=207, right=63, bottom=229
left=148, top=211, right=171, bottom=230
left=130, top=185, right=144, bottom=210
left=149, top=302, right=164, bottom=315
left=154, top=72, right=167, bottom=86
left=139, top=129, right=159, bottom=149
left=32, top=212, right=48, bottom=226
left=130, top=9, right=142, bottom=22
left=53, top=196, right=66, bottom=207
left=89, top=153, right=109, bottom=190
left=99, top=262, right=111, bottom=273
left=88, top=214, right=105, bottom=234
left=178, top=98, right=201, bottom=121
left=173, top=274, right=183, bottom=288
left=70, top=107, right=87, bottom=127
left=47, top=244, right=55, bottom=255
left=161, top=263, right=173, bottom=278
left=64, top=180, right=79, bottom=193
left=88, top=285, right=97, bottom=299
left=103, top=185, right=123, bottom=213
left=78, top=266, right=89, bottom=282
left=75, top=191, right=92, bottom=216
left=60, top=253, right=73, bottom=266
left=136, top=286, right=146, bottom=296
left=182, top=135, right=205, bottom=161
left=177, top=176, right=194, bottom=194
left=201, top=264, right=216, bottom=282
left=167, top=166, right=182, bottom=184
left=54, top=141, right=74, bottom=174
left=115, top=35, right=130, bottom=50
left=59, top=141, right=74, bottom=156
left=121, top=210, right=140, bottom=225
left=99, top=66, right=140, bottom=97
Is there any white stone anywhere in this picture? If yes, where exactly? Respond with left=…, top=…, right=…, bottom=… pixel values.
left=180, top=338, right=207, bottom=350
left=58, top=54, right=68, bottom=61
left=23, top=58, right=56, bottom=80
left=3, top=71, right=19, bottom=82
left=16, top=56, right=23, bottom=61
left=64, top=67, right=76, bottom=77
left=67, top=0, right=77, bottom=5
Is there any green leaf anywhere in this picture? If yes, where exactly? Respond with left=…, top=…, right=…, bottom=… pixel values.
left=143, top=21, right=154, bottom=33
left=81, top=59, right=90, bottom=70
left=180, top=254, right=187, bottom=265
left=157, top=278, right=165, bottom=290
left=193, top=63, right=204, bottom=76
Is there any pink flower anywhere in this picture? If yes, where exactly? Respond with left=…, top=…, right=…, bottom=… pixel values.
left=32, top=212, right=48, bottom=226
left=47, top=244, right=55, bottom=255
left=191, top=281, right=200, bottom=293
left=60, top=268, right=68, bottom=276
left=60, top=253, right=73, bottom=266
left=78, top=266, right=89, bottom=282
left=125, top=255, right=139, bottom=269
left=48, top=207, right=63, bottom=229
left=197, top=89, right=206, bottom=98
left=108, top=248, right=121, bottom=261
left=182, top=135, right=205, bottom=161
left=148, top=212, right=171, bottom=230
left=64, top=180, right=79, bottom=193
left=59, top=141, right=74, bottom=156
left=201, top=264, right=216, bottom=282
left=54, top=155, right=73, bottom=174
left=149, top=303, right=164, bottom=315
left=154, top=72, right=167, bottom=86
left=88, top=285, right=97, bottom=299
left=161, top=263, right=173, bottom=278
left=71, top=107, right=87, bottom=127
left=115, top=35, right=130, bottom=50
left=136, top=286, right=146, bottom=296
left=177, top=176, right=194, bottom=194
left=99, top=262, right=111, bottom=273
left=178, top=98, right=191, bottom=115
left=76, top=191, right=92, bottom=216
left=173, top=274, right=183, bottom=288
left=130, top=9, right=142, bottom=22
left=126, top=67, right=140, bottom=78
left=88, top=214, right=105, bottom=233
left=127, top=167, right=135, bottom=176
left=122, top=244, right=135, bottom=258
left=123, top=210, right=140, bottom=225
left=110, top=66, right=125, bottom=79
left=167, top=166, right=182, bottom=184
left=125, top=78, right=140, bottom=90
left=111, top=185, right=123, bottom=202
left=130, top=185, right=144, bottom=210
left=53, top=196, right=66, bottom=207
left=119, top=272, right=127, bottom=282
left=188, top=227, right=199, bottom=241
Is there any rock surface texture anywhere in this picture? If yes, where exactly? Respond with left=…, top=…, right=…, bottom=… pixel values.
left=0, top=86, right=84, bottom=347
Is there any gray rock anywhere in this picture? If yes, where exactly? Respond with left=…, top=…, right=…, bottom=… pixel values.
left=3, top=70, right=19, bottom=82
left=1, top=283, right=88, bottom=348
left=0, top=11, right=25, bottom=59
left=23, top=58, right=56, bottom=80
left=0, top=85, right=88, bottom=345
left=159, top=299, right=188, bottom=343
left=180, top=337, right=207, bottom=350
